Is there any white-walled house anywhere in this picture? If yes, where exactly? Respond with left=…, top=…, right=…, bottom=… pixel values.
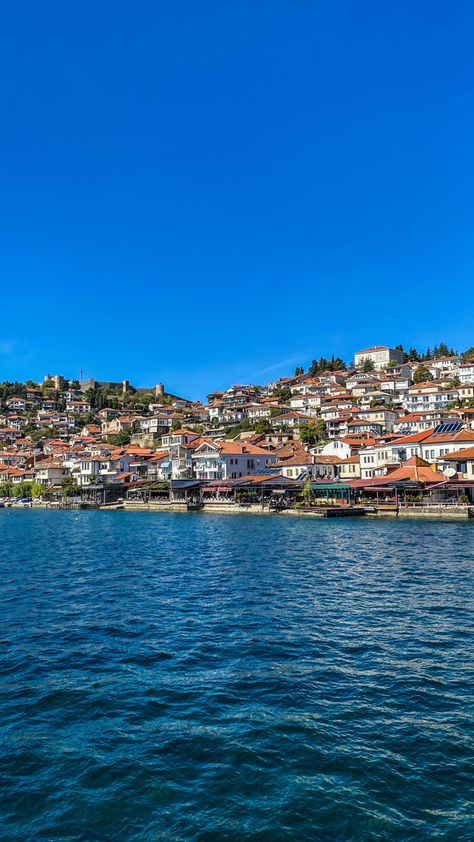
left=404, top=384, right=459, bottom=413
left=354, top=346, right=404, bottom=369
left=66, top=400, right=91, bottom=414
left=146, top=451, right=171, bottom=481
left=273, top=452, right=339, bottom=480
left=139, top=415, right=170, bottom=435
left=192, top=441, right=276, bottom=480
left=6, top=396, right=26, bottom=411
left=34, top=461, right=71, bottom=486
left=355, top=408, right=399, bottom=432
left=161, top=429, right=200, bottom=449
left=458, top=362, right=474, bottom=384
left=246, top=404, right=277, bottom=421
left=76, top=453, right=134, bottom=486
left=319, top=438, right=358, bottom=459
left=393, top=411, right=457, bottom=435
left=441, top=446, right=474, bottom=480
left=271, top=411, right=313, bottom=429
left=419, top=427, right=474, bottom=463
left=289, top=395, right=322, bottom=415
left=425, top=356, right=462, bottom=379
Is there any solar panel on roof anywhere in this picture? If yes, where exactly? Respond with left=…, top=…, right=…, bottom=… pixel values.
left=434, top=421, right=463, bottom=434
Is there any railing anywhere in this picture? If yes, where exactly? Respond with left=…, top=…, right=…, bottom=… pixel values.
left=399, top=502, right=471, bottom=510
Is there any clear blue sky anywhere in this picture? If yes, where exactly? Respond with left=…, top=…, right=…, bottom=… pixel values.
left=1, top=1, right=473, bottom=399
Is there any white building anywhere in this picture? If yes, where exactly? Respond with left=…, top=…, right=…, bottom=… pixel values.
left=420, top=426, right=474, bottom=463
left=192, top=441, right=276, bottom=480
left=458, top=362, right=474, bottom=384
left=425, top=356, right=462, bottom=379
left=354, top=346, right=404, bottom=370
left=404, top=384, right=459, bottom=413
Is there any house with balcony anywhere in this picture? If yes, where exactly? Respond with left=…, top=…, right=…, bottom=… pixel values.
left=75, top=453, right=134, bottom=486
left=404, top=383, right=459, bottom=413
left=139, top=415, right=171, bottom=437
left=425, top=356, right=462, bottom=379
left=289, top=394, right=322, bottom=415
left=146, top=451, right=171, bottom=482
left=393, top=410, right=458, bottom=435
left=345, top=372, right=380, bottom=391
left=6, top=396, right=26, bottom=411
left=271, top=411, right=314, bottom=429
left=458, top=362, right=474, bottom=385
left=192, top=441, right=276, bottom=481
left=34, top=461, right=71, bottom=486
left=346, top=418, right=384, bottom=437
left=0, top=465, right=32, bottom=483
left=355, top=407, right=399, bottom=432
left=66, top=400, right=92, bottom=414
left=245, top=403, right=277, bottom=421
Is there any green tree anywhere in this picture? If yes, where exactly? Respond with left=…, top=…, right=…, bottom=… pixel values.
left=361, top=358, right=375, bottom=372
left=271, top=386, right=292, bottom=402
left=413, top=365, right=433, bottom=383
left=408, top=346, right=420, bottom=362
left=302, top=477, right=315, bottom=505
left=254, top=419, right=271, bottom=434
left=105, top=432, right=131, bottom=446
left=61, top=477, right=81, bottom=498
left=30, top=427, right=56, bottom=444
left=299, top=418, right=327, bottom=445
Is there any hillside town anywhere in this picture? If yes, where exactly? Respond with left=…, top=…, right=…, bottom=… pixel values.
left=1, top=342, right=474, bottom=513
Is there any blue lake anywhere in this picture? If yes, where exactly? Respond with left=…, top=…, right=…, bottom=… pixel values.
left=1, top=510, right=473, bottom=840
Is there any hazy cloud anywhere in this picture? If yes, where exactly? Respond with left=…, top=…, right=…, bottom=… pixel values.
left=257, top=355, right=306, bottom=376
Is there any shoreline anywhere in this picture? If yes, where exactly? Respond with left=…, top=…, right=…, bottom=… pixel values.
left=2, top=501, right=473, bottom=520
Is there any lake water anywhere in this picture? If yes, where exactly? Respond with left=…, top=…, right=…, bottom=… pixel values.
left=1, top=509, right=473, bottom=840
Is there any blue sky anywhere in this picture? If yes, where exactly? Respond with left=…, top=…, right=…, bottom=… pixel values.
left=1, top=1, right=473, bottom=399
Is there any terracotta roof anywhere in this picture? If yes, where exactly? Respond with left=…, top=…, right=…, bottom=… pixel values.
left=443, top=446, right=474, bottom=461
left=274, top=453, right=315, bottom=467
left=422, top=429, right=474, bottom=445
left=356, top=345, right=391, bottom=353
left=390, top=429, right=435, bottom=445
left=350, top=457, right=440, bottom=487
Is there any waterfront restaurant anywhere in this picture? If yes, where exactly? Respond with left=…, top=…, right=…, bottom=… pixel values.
left=309, top=481, right=353, bottom=506
left=228, top=473, right=302, bottom=506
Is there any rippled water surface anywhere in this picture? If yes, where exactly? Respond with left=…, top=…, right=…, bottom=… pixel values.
left=1, top=510, right=473, bottom=840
